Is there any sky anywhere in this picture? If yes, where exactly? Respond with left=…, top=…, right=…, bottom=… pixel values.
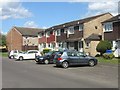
left=0, top=0, right=119, bottom=35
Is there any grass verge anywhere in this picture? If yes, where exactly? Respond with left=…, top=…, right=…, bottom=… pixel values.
left=96, top=57, right=119, bottom=64
left=0, top=52, right=8, bottom=57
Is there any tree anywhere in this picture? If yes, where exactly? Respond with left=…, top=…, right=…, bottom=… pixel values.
left=96, top=40, right=112, bottom=55
left=0, top=34, right=6, bottom=47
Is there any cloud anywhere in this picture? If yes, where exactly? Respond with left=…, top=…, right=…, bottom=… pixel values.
left=24, top=21, right=38, bottom=28
left=0, top=2, right=32, bottom=20
left=86, top=1, right=118, bottom=17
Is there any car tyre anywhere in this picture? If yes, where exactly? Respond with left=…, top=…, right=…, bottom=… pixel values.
left=19, top=56, right=23, bottom=61
left=62, top=61, right=69, bottom=69
left=44, top=59, right=49, bottom=64
left=10, top=55, right=14, bottom=59
left=89, top=60, right=95, bottom=67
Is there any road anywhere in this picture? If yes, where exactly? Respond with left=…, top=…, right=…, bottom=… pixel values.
left=2, top=57, right=118, bottom=88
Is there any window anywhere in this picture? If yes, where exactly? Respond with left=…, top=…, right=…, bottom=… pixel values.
left=61, top=29, right=64, bottom=33
left=56, top=29, right=61, bottom=36
left=74, top=26, right=79, bottom=30
left=43, top=43, right=46, bottom=48
left=67, top=52, right=77, bottom=56
left=64, top=28, right=67, bottom=33
left=38, top=33, right=43, bottom=38
left=46, top=31, right=50, bottom=37
left=50, top=31, right=53, bottom=34
left=79, top=25, right=83, bottom=31
left=95, top=26, right=98, bottom=29
left=68, top=26, right=74, bottom=34
left=69, top=42, right=74, bottom=47
left=79, top=41, right=83, bottom=48
left=104, top=22, right=113, bottom=32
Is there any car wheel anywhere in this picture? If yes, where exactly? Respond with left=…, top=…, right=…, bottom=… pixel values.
left=62, top=61, right=69, bottom=69
left=19, top=56, right=23, bottom=61
left=44, top=59, right=49, bottom=64
left=89, top=60, right=95, bottom=67
left=10, top=55, right=14, bottom=59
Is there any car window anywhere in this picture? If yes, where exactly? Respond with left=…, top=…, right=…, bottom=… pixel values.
left=46, top=52, right=53, bottom=55
left=67, top=52, right=77, bottom=56
left=13, top=51, right=17, bottom=53
left=27, top=51, right=38, bottom=54
left=32, top=51, right=38, bottom=53
left=76, top=52, right=85, bottom=57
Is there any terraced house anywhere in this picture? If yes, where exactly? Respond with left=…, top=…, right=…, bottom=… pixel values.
left=7, top=26, right=44, bottom=51
left=103, top=14, right=120, bottom=50
left=38, top=13, right=113, bottom=56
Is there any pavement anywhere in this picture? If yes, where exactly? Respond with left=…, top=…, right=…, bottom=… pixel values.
left=2, top=57, right=118, bottom=88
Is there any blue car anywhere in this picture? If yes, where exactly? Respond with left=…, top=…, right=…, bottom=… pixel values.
left=54, top=50, right=98, bottom=68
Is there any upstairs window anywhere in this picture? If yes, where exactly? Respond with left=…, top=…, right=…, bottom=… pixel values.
left=46, top=31, right=50, bottom=37
left=104, top=22, right=113, bottom=32
left=38, top=33, right=42, bottom=38
left=61, top=29, right=64, bottom=33
left=64, top=28, right=67, bottom=34
left=38, top=32, right=45, bottom=38
left=79, top=24, right=83, bottom=31
left=68, top=26, right=74, bottom=34
left=50, top=31, right=53, bottom=35
left=56, top=29, right=61, bottom=36
left=74, top=26, right=79, bottom=30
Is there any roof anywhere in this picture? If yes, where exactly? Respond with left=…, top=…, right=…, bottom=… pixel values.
left=103, top=14, right=120, bottom=23
left=46, top=12, right=112, bottom=31
left=14, top=26, right=44, bottom=37
left=85, top=33, right=102, bottom=41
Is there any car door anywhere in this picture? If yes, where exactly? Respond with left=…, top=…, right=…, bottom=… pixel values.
left=26, top=51, right=35, bottom=59
left=68, top=52, right=80, bottom=65
left=77, top=52, right=88, bottom=64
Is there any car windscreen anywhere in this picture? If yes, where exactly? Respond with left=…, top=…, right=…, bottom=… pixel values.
left=45, top=52, right=53, bottom=55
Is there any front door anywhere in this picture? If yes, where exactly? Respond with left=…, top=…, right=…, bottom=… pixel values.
left=74, top=41, right=78, bottom=51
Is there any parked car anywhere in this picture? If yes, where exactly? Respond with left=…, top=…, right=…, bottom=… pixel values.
left=8, top=50, right=23, bottom=59
left=15, top=50, right=41, bottom=60
left=54, top=50, right=98, bottom=68
left=35, top=51, right=60, bottom=64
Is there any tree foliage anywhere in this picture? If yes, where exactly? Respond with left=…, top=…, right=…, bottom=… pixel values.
left=96, top=40, right=112, bottom=55
left=0, top=34, right=6, bottom=46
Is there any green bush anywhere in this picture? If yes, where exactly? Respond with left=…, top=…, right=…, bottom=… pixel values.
left=103, top=53, right=114, bottom=59
left=96, top=40, right=112, bottom=55
left=43, top=48, right=51, bottom=54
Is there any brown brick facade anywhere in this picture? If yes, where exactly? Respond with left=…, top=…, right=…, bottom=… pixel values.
left=104, top=22, right=120, bottom=41
left=6, top=28, right=23, bottom=51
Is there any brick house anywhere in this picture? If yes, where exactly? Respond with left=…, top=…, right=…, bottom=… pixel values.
left=102, top=14, right=120, bottom=50
left=6, top=26, right=44, bottom=51
left=38, top=13, right=113, bottom=56
left=38, top=28, right=56, bottom=52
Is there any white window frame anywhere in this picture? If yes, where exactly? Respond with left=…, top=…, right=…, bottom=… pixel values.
left=103, top=22, right=113, bottom=32
left=79, top=24, right=83, bottom=31
left=46, top=31, right=50, bottom=37
left=38, top=33, right=42, bottom=38
left=64, top=28, right=67, bottom=34
left=56, top=29, right=61, bottom=36
left=68, top=26, right=74, bottom=34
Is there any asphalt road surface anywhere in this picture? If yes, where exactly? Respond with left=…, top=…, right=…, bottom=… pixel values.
left=2, top=57, right=118, bottom=88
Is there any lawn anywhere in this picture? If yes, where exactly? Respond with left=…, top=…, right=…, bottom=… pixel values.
left=96, top=57, right=119, bottom=64
left=0, top=52, right=8, bottom=57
